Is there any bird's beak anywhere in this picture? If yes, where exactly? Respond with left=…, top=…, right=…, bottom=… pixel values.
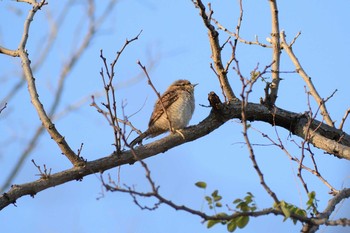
left=192, top=83, right=198, bottom=87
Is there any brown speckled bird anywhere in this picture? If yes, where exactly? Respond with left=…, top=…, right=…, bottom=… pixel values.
left=130, top=79, right=197, bottom=146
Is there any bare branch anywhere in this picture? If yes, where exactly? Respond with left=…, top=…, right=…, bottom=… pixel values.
left=211, top=19, right=271, bottom=48
left=0, top=46, right=19, bottom=57
left=0, top=103, right=7, bottom=114
left=263, top=0, right=281, bottom=106
left=290, top=31, right=301, bottom=47
left=239, top=68, right=280, bottom=204
left=254, top=127, right=338, bottom=194
left=339, top=108, right=350, bottom=130
left=1, top=0, right=119, bottom=191
left=280, top=31, right=334, bottom=127
left=193, top=0, right=236, bottom=101
left=1, top=98, right=350, bottom=210
left=302, top=188, right=350, bottom=232
left=15, top=1, right=83, bottom=166
left=16, top=0, right=36, bottom=5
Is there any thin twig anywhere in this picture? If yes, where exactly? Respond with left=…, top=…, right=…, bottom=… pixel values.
left=289, top=31, right=301, bottom=47
left=137, top=61, right=173, bottom=132
left=238, top=61, right=280, bottom=204
left=211, top=19, right=270, bottom=48
left=339, top=108, right=350, bottom=130
left=1, top=0, right=119, bottom=191
left=0, top=103, right=7, bottom=114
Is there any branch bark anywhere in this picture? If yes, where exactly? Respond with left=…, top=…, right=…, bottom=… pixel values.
left=265, top=0, right=281, bottom=106
left=17, top=1, right=83, bottom=166
left=1, top=100, right=349, bottom=210
left=194, top=0, right=236, bottom=101
left=280, top=31, right=334, bottom=127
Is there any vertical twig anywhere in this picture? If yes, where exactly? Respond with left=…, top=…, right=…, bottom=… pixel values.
left=237, top=60, right=280, bottom=204
left=193, top=0, right=236, bottom=101
left=264, top=0, right=281, bottom=106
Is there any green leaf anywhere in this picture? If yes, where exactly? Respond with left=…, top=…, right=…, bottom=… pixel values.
left=227, top=220, right=237, bottom=232
left=205, top=196, right=212, bottom=203
left=212, top=190, right=219, bottom=197
left=246, top=192, right=254, bottom=197
left=308, top=191, right=316, bottom=200
left=215, top=202, right=222, bottom=208
left=233, top=198, right=242, bottom=204
left=213, top=195, right=222, bottom=202
left=237, top=202, right=249, bottom=212
left=244, top=195, right=252, bottom=203
left=207, top=220, right=220, bottom=228
left=280, top=201, right=291, bottom=219
left=236, top=216, right=249, bottom=229
left=295, top=208, right=307, bottom=217
left=195, top=181, right=207, bottom=189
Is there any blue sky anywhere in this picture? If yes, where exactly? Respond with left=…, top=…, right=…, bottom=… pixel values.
left=1, top=0, right=350, bottom=232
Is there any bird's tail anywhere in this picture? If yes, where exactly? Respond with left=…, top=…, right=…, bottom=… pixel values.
left=129, top=132, right=148, bottom=147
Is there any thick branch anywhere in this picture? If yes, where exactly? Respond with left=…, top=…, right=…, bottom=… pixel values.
left=1, top=100, right=350, bottom=210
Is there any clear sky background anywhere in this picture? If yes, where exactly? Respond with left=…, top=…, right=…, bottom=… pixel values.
left=0, top=0, right=350, bottom=233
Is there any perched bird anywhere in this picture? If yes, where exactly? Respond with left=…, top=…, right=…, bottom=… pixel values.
left=130, top=79, right=197, bottom=146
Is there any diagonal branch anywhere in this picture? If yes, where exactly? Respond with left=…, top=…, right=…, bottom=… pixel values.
left=1, top=0, right=119, bottom=192
left=1, top=100, right=350, bottom=210
left=17, top=0, right=83, bottom=166
left=280, top=31, right=334, bottom=127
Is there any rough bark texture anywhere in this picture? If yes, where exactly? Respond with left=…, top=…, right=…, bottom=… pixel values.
left=1, top=99, right=349, bottom=210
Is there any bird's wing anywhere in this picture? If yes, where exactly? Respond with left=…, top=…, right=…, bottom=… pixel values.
left=148, top=90, right=179, bottom=127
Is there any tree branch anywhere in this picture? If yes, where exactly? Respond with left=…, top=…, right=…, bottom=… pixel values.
left=2, top=100, right=350, bottom=210
left=1, top=0, right=119, bottom=192
left=264, top=0, right=281, bottom=106
left=17, top=0, right=83, bottom=166
left=302, top=188, right=350, bottom=232
left=193, top=0, right=236, bottom=101
left=280, top=31, right=334, bottom=127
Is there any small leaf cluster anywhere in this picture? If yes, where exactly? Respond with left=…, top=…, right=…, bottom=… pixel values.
left=205, top=190, right=223, bottom=209
left=195, top=182, right=222, bottom=210
left=274, top=201, right=307, bottom=224
left=195, top=182, right=256, bottom=232
left=306, top=191, right=318, bottom=215
left=233, top=192, right=257, bottom=212
left=206, top=212, right=250, bottom=232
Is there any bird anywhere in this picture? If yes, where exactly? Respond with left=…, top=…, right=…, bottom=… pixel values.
left=130, top=79, right=197, bottom=146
